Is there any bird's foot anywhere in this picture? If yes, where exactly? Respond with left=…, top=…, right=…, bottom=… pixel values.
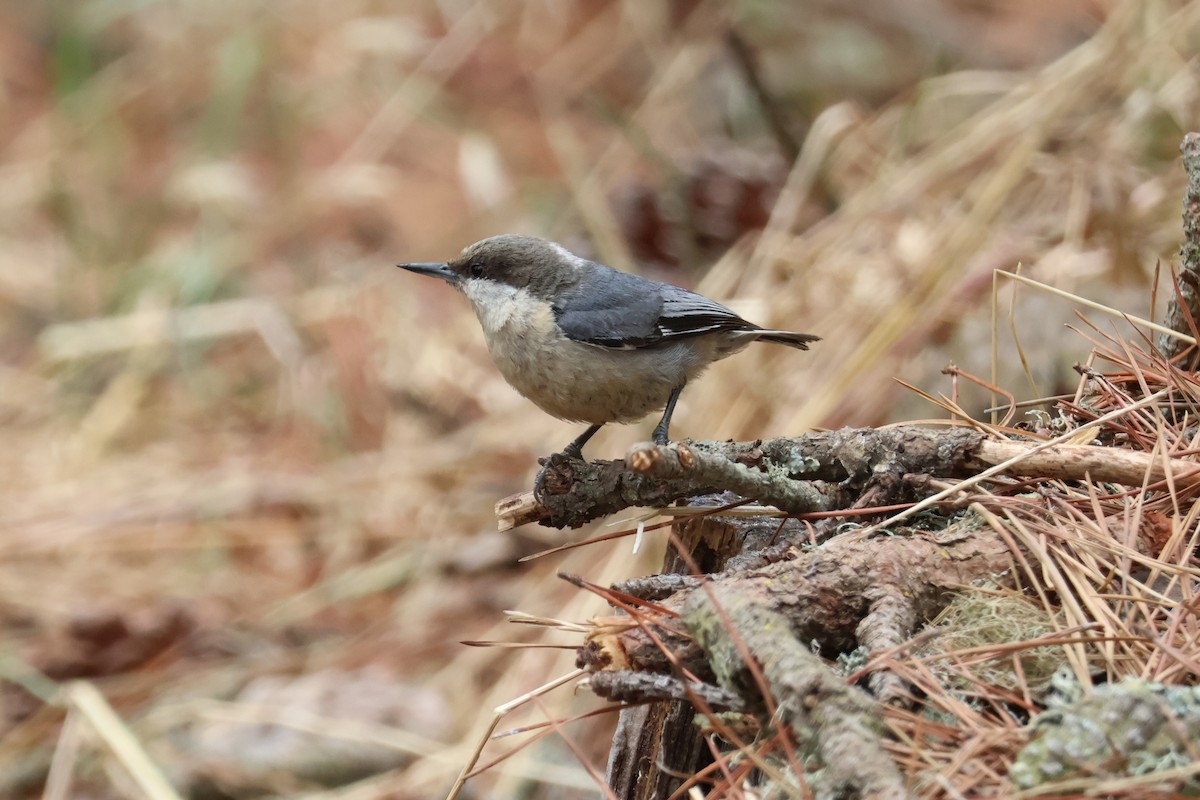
left=533, top=425, right=601, bottom=503
left=651, top=423, right=670, bottom=446
left=533, top=449, right=583, bottom=502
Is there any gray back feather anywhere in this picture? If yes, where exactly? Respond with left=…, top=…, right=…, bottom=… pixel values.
left=553, top=262, right=759, bottom=349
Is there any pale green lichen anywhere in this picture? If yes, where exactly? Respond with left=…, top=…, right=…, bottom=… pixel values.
left=1011, top=677, right=1200, bottom=791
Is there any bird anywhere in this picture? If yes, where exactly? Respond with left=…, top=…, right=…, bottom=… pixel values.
left=397, top=234, right=818, bottom=461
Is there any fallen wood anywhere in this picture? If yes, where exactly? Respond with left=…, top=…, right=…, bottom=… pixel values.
left=497, top=425, right=1200, bottom=530
left=553, top=387, right=1196, bottom=797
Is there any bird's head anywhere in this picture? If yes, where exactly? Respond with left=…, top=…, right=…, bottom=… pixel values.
left=398, top=234, right=584, bottom=301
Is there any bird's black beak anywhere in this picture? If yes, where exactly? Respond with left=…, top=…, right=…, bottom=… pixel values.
left=397, top=262, right=459, bottom=285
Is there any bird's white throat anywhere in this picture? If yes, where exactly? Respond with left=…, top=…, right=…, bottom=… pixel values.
left=462, top=278, right=543, bottom=336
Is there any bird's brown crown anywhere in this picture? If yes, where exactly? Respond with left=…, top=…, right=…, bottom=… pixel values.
left=447, top=235, right=584, bottom=299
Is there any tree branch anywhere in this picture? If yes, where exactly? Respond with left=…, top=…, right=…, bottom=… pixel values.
left=497, top=426, right=1200, bottom=530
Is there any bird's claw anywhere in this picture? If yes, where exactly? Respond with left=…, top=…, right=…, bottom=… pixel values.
left=534, top=450, right=576, bottom=502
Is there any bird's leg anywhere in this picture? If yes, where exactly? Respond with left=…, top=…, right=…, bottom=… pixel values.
left=651, top=382, right=686, bottom=445
left=535, top=423, right=603, bottom=501
left=561, top=423, right=603, bottom=460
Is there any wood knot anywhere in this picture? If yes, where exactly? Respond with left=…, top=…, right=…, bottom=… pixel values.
left=676, top=442, right=696, bottom=469
left=626, top=442, right=659, bottom=472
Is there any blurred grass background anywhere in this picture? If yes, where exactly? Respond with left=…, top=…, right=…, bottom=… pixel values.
left=0, top=1, right=1195, bottom=797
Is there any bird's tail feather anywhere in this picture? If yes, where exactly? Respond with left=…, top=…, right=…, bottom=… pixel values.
left=756, top=330, right=821, bottom=350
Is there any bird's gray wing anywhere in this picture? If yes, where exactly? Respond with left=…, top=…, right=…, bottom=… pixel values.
left=553, top=267, right=665, bottom=348
left=656, top=284, right=758, bottom=339
left=553, top=264, right=756, bottom=349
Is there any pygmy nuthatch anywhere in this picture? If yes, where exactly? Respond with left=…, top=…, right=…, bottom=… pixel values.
left=398, top=234, right=819, bottom=459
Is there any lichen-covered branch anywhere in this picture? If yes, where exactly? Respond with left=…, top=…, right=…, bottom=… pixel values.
left=1157, top=131, right=1200, bottom=361
left=582, top=515, right=1014, bottom=684
left=504, top=426, right=988, bottom=529
left=498, top=425, right=1200, bottom=530
left=684, top=587, right=907, bottom=800
left=586, top=670, right=746, bottom=712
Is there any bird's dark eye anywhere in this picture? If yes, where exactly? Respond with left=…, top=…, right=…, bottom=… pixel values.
left=469, top=262, right=486, bottom=278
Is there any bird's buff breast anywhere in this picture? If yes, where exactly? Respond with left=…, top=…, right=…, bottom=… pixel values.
left=462, top=279, right=694, bottom=424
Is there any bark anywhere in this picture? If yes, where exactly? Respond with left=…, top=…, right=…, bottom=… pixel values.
left=1157, top=131, right=1200, bottom=362
left=685, top=587, right=908, bottom=800
left=602, top=497, right=757, bottom=800
left=499, top=425, right=1200, bottom=530
left=581, top=514, right=1014, bottom=683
